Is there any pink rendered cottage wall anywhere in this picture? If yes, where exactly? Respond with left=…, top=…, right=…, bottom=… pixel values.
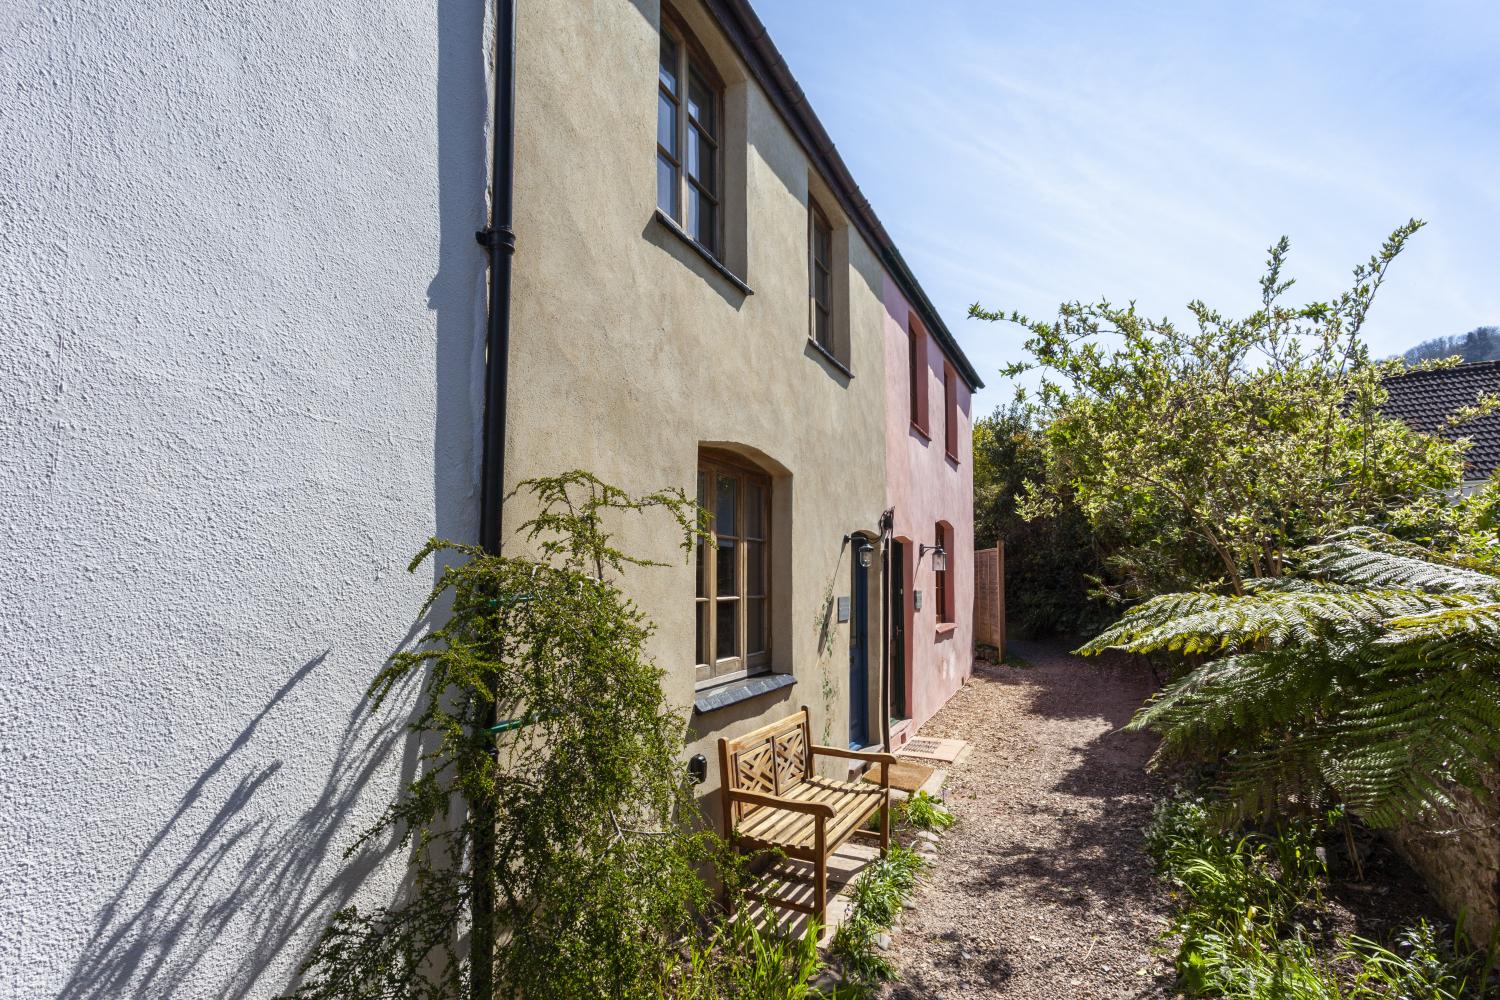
left=881, top=274, right=976, bottom=744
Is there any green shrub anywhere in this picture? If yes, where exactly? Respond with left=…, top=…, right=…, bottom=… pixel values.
left=1146, top=794, right=1493, bottom=999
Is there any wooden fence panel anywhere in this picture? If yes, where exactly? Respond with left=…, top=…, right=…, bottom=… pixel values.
left=974, top=543, right=1005, bottom=653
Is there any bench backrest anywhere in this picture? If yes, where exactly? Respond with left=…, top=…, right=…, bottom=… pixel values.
left=718, top=707, right=813, bottom=823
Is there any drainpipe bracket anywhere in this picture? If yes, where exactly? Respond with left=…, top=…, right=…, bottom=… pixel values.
left=475, top=226, right=517, bottom=253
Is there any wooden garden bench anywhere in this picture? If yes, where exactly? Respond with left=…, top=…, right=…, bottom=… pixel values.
left=717, top=706, right=896, bottom=922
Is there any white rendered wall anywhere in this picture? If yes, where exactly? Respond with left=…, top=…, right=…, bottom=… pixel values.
left=0, top=1, right=490, bottom=995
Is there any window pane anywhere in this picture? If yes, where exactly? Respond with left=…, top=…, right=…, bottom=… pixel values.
left=657, top=156, right=677, bottom=217
left=745, top=541, right=763, bottom=596
left=690, top=131, right=715, bottom=190
left=696, top=601, right=708, bottom=664
left=688, top=69, right=715, bottom=136
left=747, top=598, right=765, bottom=655
left=715, top=474, right=737, bottom=530
left=690, top=192, right=716, bottom=250
left=716, top=600, right=738, bottom=659
left=716, top=537, right=737, bottom=596
left=659, top=33, right=678, bottom=93
left=657, top=91, right=677, bottom=155
left=815, top=307, right=830, bottom=349
left=745, top=484, right=764, bottom=539
left=695, top=535, right=706, bottom=598
left=815, top=267, right=830, bottom=305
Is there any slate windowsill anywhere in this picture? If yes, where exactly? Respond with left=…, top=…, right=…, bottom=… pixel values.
left=693, top=672, right=797, bottom=715
left=652, top=209, right=754, bottom=297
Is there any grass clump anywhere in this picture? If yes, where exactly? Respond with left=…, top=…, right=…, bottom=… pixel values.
left=898, top=791, right=955, bottom=833
left=1146, top=795, right=1495, bottom=999
left=668, top=912, right=830, bottom=1000
left=828, top=847, right=926, bottom=995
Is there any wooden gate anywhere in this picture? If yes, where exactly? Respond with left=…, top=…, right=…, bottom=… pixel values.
left=974, top=543, right=1005, bottom=654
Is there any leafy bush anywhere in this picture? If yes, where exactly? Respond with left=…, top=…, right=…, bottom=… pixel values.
left=898, top=791, right=955, bottom=833
left=971, top=222, right=1465, bottom=603
left=1088, top=528, right=1500, bottom=828
left=973, top=403, right=1111, bottom=635
left=1146, top=796, right=1493, bottom=999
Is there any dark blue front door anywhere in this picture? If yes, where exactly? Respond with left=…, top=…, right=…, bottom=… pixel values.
left=849, top=541, right=870, bottom=748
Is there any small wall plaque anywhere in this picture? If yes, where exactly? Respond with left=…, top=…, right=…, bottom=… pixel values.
left=913, top=590, right=923, bottom=611
left=836, top=596, right=851, bottom=622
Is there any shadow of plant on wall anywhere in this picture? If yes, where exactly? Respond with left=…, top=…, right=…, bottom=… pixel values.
left=55, top=652, right=429, bottom=1000
left=811, top=537, right=852, bottom=746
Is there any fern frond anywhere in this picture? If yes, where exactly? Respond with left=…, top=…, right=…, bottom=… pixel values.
left=1118, top=529, right=1500, bottom=829
left=1302, top=528, right=1500, bottom=594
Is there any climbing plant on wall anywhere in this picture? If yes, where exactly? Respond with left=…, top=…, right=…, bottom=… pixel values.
left=286, top=472, right=727, bottom=1000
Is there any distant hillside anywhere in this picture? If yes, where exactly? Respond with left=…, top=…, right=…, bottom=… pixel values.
left=1401, top=326, right=1500, bottom=365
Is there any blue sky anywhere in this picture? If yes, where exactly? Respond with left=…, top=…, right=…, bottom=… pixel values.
left=752, top=0, right=1500, bottom=417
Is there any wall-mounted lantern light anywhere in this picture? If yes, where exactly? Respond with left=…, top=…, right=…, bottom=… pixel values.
left=920, top=543, right=948, bottom=573
left=844, top=533, right=875, bottom=568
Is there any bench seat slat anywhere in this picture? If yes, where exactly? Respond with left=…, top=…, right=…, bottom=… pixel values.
left=734, top=775, right=884, bottom=851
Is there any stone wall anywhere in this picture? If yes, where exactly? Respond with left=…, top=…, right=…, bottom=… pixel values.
left=1386, top=771, right=1500, bottom=943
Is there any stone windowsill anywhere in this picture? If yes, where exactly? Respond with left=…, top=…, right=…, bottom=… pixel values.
left=693, top=672, right=796, bottom=715
left=652, top=209, right=753, bottom=297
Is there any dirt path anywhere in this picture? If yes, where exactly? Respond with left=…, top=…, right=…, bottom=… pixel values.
left=887, top=639, right=1176, bottom=999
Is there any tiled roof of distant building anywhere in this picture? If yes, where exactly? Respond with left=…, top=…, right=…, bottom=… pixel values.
left=1380, top=360, right=1500, bottom=481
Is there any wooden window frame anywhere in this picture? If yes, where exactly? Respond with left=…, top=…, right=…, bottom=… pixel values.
left=696, top=452, right=772, bottom=688
left=908, top=318, right=928, bottom=436
left=934, top=521, right=953, bottom=625
left=658, top=10, right=724, bottom=259
left=809, top=200, right=834, bottom=352
left=943, top=364, right=959, bottom=461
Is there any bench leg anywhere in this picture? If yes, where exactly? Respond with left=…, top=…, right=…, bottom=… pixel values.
left=814, top=816, right=828, bottom=925
left=814, top=856, right=828, bottom=925
left=880, top=794, right=891, bottom=856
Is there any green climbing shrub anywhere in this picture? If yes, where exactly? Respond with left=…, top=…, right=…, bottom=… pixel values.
left=286, top=472, right=728, bottom=1000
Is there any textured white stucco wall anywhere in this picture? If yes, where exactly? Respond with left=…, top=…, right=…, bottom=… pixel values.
left=0, top=1, right=490, bottom=996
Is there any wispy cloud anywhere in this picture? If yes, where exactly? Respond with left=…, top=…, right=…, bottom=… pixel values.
left=755, top=0, right=1500, bottom=414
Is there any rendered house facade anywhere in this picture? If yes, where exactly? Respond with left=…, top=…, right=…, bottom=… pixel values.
left=504, top=0, right=983, bottom=791
left=1, top=0, right=981, bottom=994
left=882, top=276, right=980, bottom=745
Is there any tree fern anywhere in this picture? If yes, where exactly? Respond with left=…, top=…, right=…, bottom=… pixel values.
left=1087, top=529, right=1500, bottom=827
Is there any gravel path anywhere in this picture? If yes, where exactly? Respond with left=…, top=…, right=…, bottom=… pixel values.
left=887, top=638, right=1176, bottom=999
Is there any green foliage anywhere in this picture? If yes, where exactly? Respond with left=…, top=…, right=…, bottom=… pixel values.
left=288, top=472, right=725, bottom=1000
left=668, top=913, right=830, bottom=1000
left=972, top=403, right=1111, bottom=635
left=828, top=847, right=926, bottom=995
left=1087, top=527, right=1500, bottom=829
left=970, top=222, right=1465, bottom=602
left=1145, top=796, right=1493, bottom=999
left=898, top=791, right=955, bottom=833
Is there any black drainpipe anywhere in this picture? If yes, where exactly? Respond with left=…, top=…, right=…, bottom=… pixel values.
left=472, top=1, right=516, bottom=996
left=477, top=0, right=518, bottom=557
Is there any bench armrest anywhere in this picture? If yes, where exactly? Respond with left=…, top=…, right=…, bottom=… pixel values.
left=726, top=788, right=835, bottom=819
left=810, top=744, right=899, bottom=766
